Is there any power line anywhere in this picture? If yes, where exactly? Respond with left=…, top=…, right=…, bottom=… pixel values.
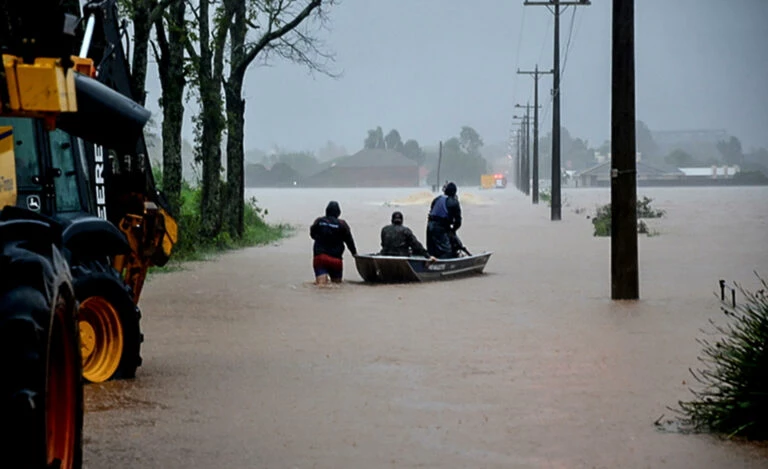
left=560, top=7, right=578, bottom=79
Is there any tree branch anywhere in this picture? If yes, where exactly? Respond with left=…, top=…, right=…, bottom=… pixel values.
left=233, top=0, right=322, bottom=80
left=148, top=0, right=182, bottom=25
left=185, top=0, right=200, bottom=23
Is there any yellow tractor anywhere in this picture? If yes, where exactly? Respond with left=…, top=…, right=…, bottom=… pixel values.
left=1, top=1, right=176, bottom=467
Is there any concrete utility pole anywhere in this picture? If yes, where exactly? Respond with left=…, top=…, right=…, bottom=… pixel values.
left=524, top=0, right=591, bottom=220
left=611, top=0, right=638, bottom=299
left=518, top=65, right=553, bottom=204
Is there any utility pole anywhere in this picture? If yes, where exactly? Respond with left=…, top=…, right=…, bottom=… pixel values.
left=518, top=65, right=553, bottom=204
left=516, top=102, right=544, bottom=201
left=513, top=113, right=529, bottom=194
left=512, top=118, right=524, bottom=192
left=611, top=0, right=638, bottom=299
left=524, top=0, right=591, bottom=220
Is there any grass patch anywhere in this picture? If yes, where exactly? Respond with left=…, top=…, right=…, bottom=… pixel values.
left=671, top=275, right=768, bottom=440
left=151, top=181, right=293, bottom=273
left=538, top=188, right=568, bottom=207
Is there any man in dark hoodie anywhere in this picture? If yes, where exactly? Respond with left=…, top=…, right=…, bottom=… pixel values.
left=310, top=201, right=358, bottom=284
left=380, top=211, right=434, bottom=259
left=426, top=181, right=462, bottom=259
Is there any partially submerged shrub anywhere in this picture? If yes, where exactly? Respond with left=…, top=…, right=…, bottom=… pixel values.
left=590, top=196, right=664, bottom=237
left=637, top=196, right=666, bottom=218
left=674, top=275, right=768, bottom=440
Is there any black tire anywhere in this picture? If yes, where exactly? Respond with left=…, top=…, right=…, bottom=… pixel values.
left=0, top=217, right=83, bottom=469
left=71, top=260, right=143, bottom=382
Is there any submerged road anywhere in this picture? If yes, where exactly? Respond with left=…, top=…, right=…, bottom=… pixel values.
left=84, top=187, right=768, bottom=468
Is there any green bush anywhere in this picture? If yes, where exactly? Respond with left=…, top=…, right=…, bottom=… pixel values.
left=591, top=196, right=664, bottom=237
left=149, top=170, right=291, bottom=267
left=637, top=196, right=666, bottom=218
left=674, top=276, right=768, bottom=440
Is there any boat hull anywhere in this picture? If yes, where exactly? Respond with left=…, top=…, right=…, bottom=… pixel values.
left=354, top=252, right=492, bottom=283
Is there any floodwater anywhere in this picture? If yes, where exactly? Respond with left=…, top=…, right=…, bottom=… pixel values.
left=83, top=185, right=768, bottom=468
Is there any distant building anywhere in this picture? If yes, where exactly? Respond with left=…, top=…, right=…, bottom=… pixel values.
left=574, top=161, right=684, bottom=187
left=303, top=149, right=419, bottom=187
left=679, top=166, right=740, bottom=179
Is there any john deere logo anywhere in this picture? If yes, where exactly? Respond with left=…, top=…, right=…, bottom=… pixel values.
left=26, top=195, right=41, bottom=211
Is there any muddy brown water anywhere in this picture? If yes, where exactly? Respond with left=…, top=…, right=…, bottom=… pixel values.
left=83, top=186, right=768, bottom=468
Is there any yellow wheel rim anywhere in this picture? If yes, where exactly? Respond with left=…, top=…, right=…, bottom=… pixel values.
left=48, top=295, right=79, bottom=468
left=79, top=297, right=123, bottom=383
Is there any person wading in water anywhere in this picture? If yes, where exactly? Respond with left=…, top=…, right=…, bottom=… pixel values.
left=309, top=201, right=357, bottom=284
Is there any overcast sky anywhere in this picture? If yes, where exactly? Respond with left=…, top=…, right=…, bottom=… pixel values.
left=144, top=0, right=768, bottom=154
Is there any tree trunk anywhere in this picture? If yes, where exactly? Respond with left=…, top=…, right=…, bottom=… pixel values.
left=224, top=0, right=247, bottom=237
left=224, top=82, right=245, bottom=237
left=154, top=0, right=186, bottom=214
left=197, top=0, right=225, bottom=238
left=129, top=0, right=153, bottom=106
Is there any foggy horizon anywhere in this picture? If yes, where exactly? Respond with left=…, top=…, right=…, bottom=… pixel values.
left=144, top=0, right=768, bottom=154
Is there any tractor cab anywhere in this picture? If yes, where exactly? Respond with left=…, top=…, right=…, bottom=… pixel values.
left=0, top=116, right=95, bottom=220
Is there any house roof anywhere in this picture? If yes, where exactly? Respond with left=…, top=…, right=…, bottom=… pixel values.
left=576, top=160, right=684, bottom=177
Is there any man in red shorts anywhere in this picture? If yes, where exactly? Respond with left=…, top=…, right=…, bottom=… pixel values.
left=309, top=201, right=358, bottom=284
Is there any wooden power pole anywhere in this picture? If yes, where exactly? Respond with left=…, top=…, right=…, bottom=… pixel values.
left=611, top=0, right=639, bottom=299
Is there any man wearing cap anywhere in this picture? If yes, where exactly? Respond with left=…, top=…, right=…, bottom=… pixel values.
left=310, top=201, right=357, bottom=284
left=426, top=181, right=462, bottom=259
left=380, top=211, right=434, bottom=259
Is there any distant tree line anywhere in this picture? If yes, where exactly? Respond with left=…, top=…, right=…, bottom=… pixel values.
left=363, top=126, right=426, bottom=167
left=533, top=120, right=768, bottom=178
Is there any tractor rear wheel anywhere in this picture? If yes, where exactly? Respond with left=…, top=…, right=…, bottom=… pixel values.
left=0, top=237, right=83, bottom=469
left=72, top=262, right=142, bottom=383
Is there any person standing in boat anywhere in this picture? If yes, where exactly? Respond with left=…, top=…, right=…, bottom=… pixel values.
left=310, top=201, right=357, bottom=284
left=380, top=211, right=435, bottom=259
left=426, top=181, right=462, bottom=259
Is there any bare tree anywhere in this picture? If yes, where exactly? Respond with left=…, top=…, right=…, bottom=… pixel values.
left=119, top=0, right=179, bottom=106
left=222, top=0, right=338, bottom=236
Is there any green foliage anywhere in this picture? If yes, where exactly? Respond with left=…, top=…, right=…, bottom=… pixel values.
left=403, top=139, right=425, bottom=165
left=437, top=137, right=487, bottom=185
left=592, top=203, right=612, bottom=237
left=163, top=181, right=291, bottom=264
left=459, top=126, right=484, bottom=157
left=637, top=196, right=666, bottom=218
left=674, top=275, right=768, bottom=440
left=364, top=126, right=385, bottom=149
left=591, top=196, right=664, bottom=237
left=538, top=126, right=597, bottom=173
left=384, top=129, right=404, bottom=153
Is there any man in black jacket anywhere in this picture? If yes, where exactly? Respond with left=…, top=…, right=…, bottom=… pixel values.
left=380, top=211, right=434, bottom=259
left=310, top=201, right=357, bottom=284
left=426, top=182, right=462, bottom=259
